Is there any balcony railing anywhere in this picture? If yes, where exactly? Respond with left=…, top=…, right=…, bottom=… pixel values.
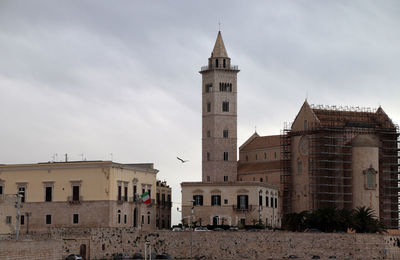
left=232, top=204, right=253, bottom=211
left=200, top=65, right=239, bottom=71
left=67, top=196, right=83, bottom=204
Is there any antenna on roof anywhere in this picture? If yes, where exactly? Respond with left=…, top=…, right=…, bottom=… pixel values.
left=218, top=21, right=222, bottom=31
left=255, top=126, right=257, bottom=133
left=80, top=154, right=84, bottom=161
left=110, top=153, right=113, bottom=162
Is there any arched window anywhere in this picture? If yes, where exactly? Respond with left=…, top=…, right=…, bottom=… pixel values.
left=223, top=59, right=226, bottom=68
left=297, top=158, right=302, bottom=174
left=216, top=59, right=219, bottom=68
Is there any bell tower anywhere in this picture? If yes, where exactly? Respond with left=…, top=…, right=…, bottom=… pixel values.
left=200, top=31, right=239, bottom=183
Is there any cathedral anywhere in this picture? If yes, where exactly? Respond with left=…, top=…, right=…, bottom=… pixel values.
left=181, top=31, right=399, bottom=229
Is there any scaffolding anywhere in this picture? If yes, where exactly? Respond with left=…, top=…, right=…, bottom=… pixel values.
left=281, top=104, right=400, bottom=229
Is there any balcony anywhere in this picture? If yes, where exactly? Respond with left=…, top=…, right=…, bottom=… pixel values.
left=67, top=196, right=83, bottom=204
left=232, top=204, right=253, bottom=211
left=200, top=65, right=239, bottom=71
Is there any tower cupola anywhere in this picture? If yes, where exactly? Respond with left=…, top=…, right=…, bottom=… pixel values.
left=208, top=31, right=231, bottom=70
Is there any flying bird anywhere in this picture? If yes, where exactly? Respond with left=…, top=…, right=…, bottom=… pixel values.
left=177, top=157, right=189, bottom=163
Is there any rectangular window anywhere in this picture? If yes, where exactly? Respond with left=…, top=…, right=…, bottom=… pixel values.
left=275, top=198, right=278, bottom=208
left=18, top=187, right=26, bottom=203
left=224, top=199, right=228, bottom=204
left=162, top=194, right=166, bottom=206
left=156, top=193, right=160, bottom=205
left=205, top=84, right=213, bottom=93
left=222, top=102, right=229, bottom=112
left=167, top=194, right=171, bottom=203
left=147, top=215, right=150, bottom=224
left=207, top=176, right=210, bottom=182
left=237, top=195, right=248, bottom=209
left=45, top=186, right=52, bottom=202
left=46, top=214, right=52, bottom=225
left=193, top=195, right=203, bottom=206
left=223, top=152, right=229, bottom=161
left=133, top=185, right=137, bottom=200
left=142, top=215, right=144, bottom=224
left=72, top=186, right=80, bottom=201
left=207, top=152, right=210, bottom=161
left=0, top=185, right=3, bottom=195
left=259, top=195, right=262, bottom=206
left=148, top=189, right=151, bottom=198
left=211, top=195, right=221, bottom=206
left=118, top=185, right=122, bottom=201
left=207, top=130, right=211, bottom=137
left=270, top=197, right=274, bottom=208
left=124, top=186, right=128, bottom=201
left=223, top=130, right=229, bottom=138
left=124, top=214, right=127, bottom=224
left=224, top=176, right=228, bottom=182
left=20, top=215, right=25, bottom=225
left=142, top=188, right=145, bottom=195
left=266, top=196, right=269, bottom=207
left=6, top=216, right=11, bottom=224
left=207, top=102, right=211, bottom=112
left=73, top=214, right=79, bottom=224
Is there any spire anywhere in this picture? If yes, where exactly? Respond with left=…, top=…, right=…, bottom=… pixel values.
left=211, top=31, right=229, bottom=58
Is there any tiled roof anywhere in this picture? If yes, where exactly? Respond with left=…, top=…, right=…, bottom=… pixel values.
left=240, top=135, right=281, bottom=151
left=238, top=161, right=281, bottom=174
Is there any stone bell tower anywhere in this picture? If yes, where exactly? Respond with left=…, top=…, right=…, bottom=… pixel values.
left=200, top=31, right=239, bottom=183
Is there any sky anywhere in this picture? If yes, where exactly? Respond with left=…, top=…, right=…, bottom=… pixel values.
left=1, top=1, right=400, bottom=225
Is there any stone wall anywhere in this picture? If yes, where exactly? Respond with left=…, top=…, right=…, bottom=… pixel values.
left=53, top=228, right=400, bottom=260
left=3, top=228, right=400, bottom=259
left=0, top=239, right=61, bottom=260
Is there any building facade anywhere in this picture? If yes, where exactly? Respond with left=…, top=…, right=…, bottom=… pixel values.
left=155, top=180, right=172, bottom=229
left=181, top=31, right=281, bottom=227
left=0, top=161, right=170, bottom=235
left=239, top=101, right=400, bottom=229
left=282, top=101, right=399, bottom=228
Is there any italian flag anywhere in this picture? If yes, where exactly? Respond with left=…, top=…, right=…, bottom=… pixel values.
left=141, top=192, right=151, bottom=204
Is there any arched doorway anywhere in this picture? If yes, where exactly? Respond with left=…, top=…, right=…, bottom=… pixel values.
left=80, top=244, right=87, bottom=260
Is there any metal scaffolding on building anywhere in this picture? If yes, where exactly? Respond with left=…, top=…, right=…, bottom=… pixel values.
left=281, top=104, right=400, bottom=229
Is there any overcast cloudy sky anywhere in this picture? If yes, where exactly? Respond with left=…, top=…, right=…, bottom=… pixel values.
left=1, top=1, right=400, bottom=224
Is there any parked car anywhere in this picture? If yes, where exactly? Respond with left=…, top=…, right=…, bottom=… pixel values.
left=112, top=253, right=131, bottom=259
left=194, top=226, right=209, bottom=231
left=155, top=253, right=172, bottom=259
left=228, top=227, right=238, bottom=232
left=66, top=254, right=83, bottom=260
left=132, top=253, right=144, bottom=259
left=304, top=228, right=322, bottom=233
left=213, top=228, right=224, bottom=232
left=172, top=227, right=183, bottom=232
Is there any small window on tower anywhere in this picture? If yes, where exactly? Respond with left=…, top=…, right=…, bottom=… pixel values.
left=223, top=152, right=229, bottom=161
left=216, top=59, right=219, bottom=68
left=256, top=154, right=258, bottom=160
left=223, top=59, right=226, bottom=68
left=223, top=129, right=228, bottom=138
left=205, top=84, right=213, bottom=93
left=222, top=102, right=229, bottom=112
left=207, top=152, right=210, bottom=161
left=207, top=130, right=211, bottom=137
left=207, top=102, right=211, bottom=112
left=224, top=176, right=228, bottom=182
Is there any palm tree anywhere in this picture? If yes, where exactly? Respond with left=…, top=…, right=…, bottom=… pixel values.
left=353, top=206, right=385, bottom=233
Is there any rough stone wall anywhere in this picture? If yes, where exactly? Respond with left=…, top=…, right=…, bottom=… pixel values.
left=0, top=239, right=62, bottom=260
left=53, top=228, right=400, bottom=260
left=3, top=229, right=400, bottom=259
